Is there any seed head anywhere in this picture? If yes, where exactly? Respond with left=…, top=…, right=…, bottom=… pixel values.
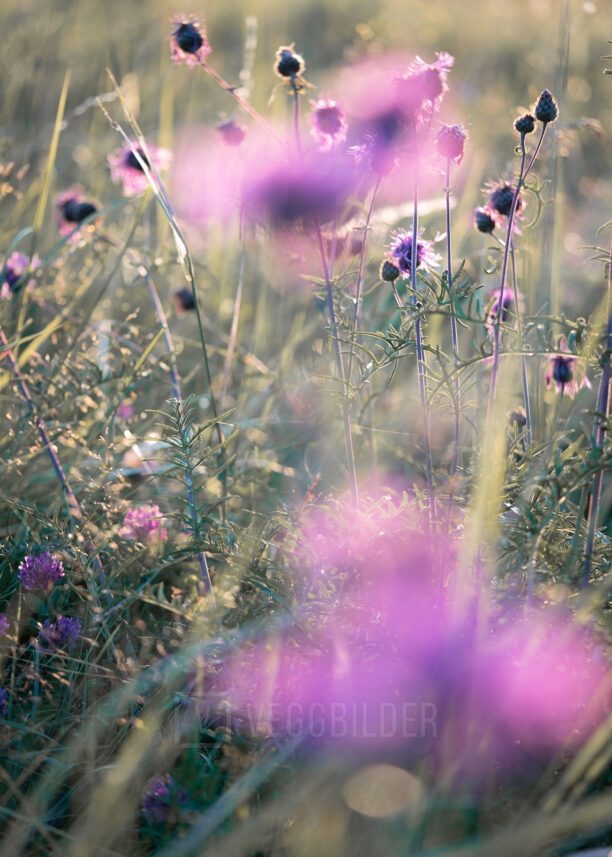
left=514, top=113, right=536, bottom=135
left=534, top=89, right=558, bottom=124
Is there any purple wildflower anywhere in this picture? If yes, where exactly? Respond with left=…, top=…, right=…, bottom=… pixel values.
left=116, top=400, right=135, bottom=421
left=273, top=44, right=306, bottom=85
left=310, top=99, right=347, bottom=151
left=514, top=113, right=536, bottom=135
left=484, top=180, right=524, bottom=221
left=119, top=505, right=167, bottom=543
left=141, top=774, right=188, bottom=824
left=39, top=616, right=82, bottom=652
left=486, top=288, right=524, bottom=334
left=173, top=287, right=196, bottom=314
left=108, top=143, right=172, bottom=197
left=18, top=552, right=65, bottom=594
left=56, top=187, right=99, bottom=238
left=435, top=123, right=468, bottom=164
left=396, top=52, right=454, bottom=118
left=0, top=688, right=8, bottom=718
left=474, top=207, right=496, bottom=234
left=216, top=119, right=246, bottom=147
left=546, top=338, right=592, bottom=398
left=1, top=252, right=39, bottom=300
left=389, top=229, right=441, bottom=279
left=0, top=614, right=9, bottom=637
left=171, top=16, right=211, bottom=66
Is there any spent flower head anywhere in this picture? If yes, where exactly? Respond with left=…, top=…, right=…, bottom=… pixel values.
left=310, top=99, right=348, bottom=151
left=389, top=229, right=441, bottom=278
left=171, top=16, right=211, bottom=66
left=108, top=143, right=172, bottom=197
left=39, top=616, right=82, bottom=652
left=18, top=552, right=65, bottom=594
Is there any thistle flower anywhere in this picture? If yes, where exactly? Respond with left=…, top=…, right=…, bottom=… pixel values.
left=514, top=113, right=536, bottom=135
left=173, top=287, right=196, bottom=313
left=485, top=180, right=523, bottom=219
left=396, top=52, right=454, bottom=117
left=39, top=616, right=82, bottom=652
left=56, top=188, right=99, bottom=238
left=350, top=132, right=398, bottom=177
left=310, top=99, right=348, bottom=151
left=486, top=288, right=524, bottom=334
left=545, top=338, right=592, bottom=398
left=389, top=229, right=441, bottom=279
left=18, top=552, right=65, bottom=594
left=0, top=615, right=9, bottom=637
left=108, top=143, right=172, bottom=197
left=170, top=16, right=211, bottom=66
left=435, top=123, right=468, bottom=164
left=119, top=505, right=168, bottom=543
left=474, top=207, right=496, bottom=234
left=1, top=252, right=39, bottom=300
left=380, top=259, right=401, bottom=282
left=116, top=400, right=135, bottom=421
left=509, top=407, right=528, bottom=430
left=141, top=774, right=188, bottom=825
left=216, top=119, right=246, bottom=147
left=534, top=89, right=559, bottom=125
left=273, top=44, right=306, bottom=85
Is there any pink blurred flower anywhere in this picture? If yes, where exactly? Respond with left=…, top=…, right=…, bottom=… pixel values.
left=435, top=123, right=468, bottom=164
left=55, top=187, right=99, bottom=238
left=485, top=288, right=524, bottom=334
left=119, top=504, right=167, bottom=543
left=216, top=119, right=246, bottom=148
left=0, top=614, right=9, bottom=637
left=108, top=143, right=172, bottom=197
left=1, top=252, right=39, bottom=300
left=545, top=336, right=592, bottom=398
left=310, top=98, right=347, bottom=151
left=170, top=16, right=211, bottom=67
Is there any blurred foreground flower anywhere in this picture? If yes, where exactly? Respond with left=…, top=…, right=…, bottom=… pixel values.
left=546, top=338, right=592, bottom=398
left=39, top=616, right=82, bottom=652
left=120, top=505, right=167, bottom=543
left=56, top=188, right=99, bottom=238
left=108, top=143, right=172, bottom=197
left=310, top=99, right=347, bottom=151
left=18, top=552, right=64, bottom=594
left=141, top=774, right=187, bottom=824
left=435, top=123, right=467, bottom=164
left=1, top=252, right=39, bottom=300
left=170, top=16, right=211, bottom=66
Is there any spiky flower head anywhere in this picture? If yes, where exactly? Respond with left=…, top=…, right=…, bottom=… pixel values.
left=1, top=252, right=39, bottom=300
left=171, top=16, right=211, bottom=66
left=18, top=552, right=65, bottom=594
left=396, top=52, right=454, bottom=118
left=474, top=207, right=496, bottom=234
left=39, top=616, right=82, bottom=652
left=141, top=774, right=188, bottom=824
left=56, top=188, right=99, bottom=238
left=389, top=229, right=441, bottom=279
left=380, top=259, right=401, bottom=282
left=545, top=337, right=591, bottom=398
left=483, top=180, right=524, bottom=221
left=274, top=44, right=305, bottom=82
left=174, top=287, right=196, bottom=314
left=216, top=119, right=246, bottom=147
left=120, top=505, right=168, bottom=543
left=0, top=615, right=9, bottom=637
left=108, top=143, right=172, bottom=197
left=514, top=113, right=535, bottom=135
left=534, top=89, right=558, bottom=124
left=435, top=123, right=468, bottom=164
left=486, top=288, right=524, bottom=334
left=310, top=99, right=348, bottom=151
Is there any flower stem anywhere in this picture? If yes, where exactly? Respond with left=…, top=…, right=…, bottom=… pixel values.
left=509, top=241, right=533, bottom=446
left=444, top=156, right=461, bottom=474
left=582, top=243, right=611, bottom=586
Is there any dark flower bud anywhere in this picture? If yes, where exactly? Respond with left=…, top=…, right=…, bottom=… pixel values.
left=217, top=119, right=246, bottom=147
left=174, top=21, right=204, bottom=55
left=534, top=89, right=558, bottom=124
left=62, top=199, right=98, bottom=223
left=435, top=124, right=468, bottom=164
left=474, top=207, right=496, bottom=234
left=174, top=288, right=195, bottom=313
left=514, top=113, right=535, bottom=135
left=380, top=259, right=400, bottom=282
left=488, top=182, right=519, bottom=217
left=274, top=45, right=305, bottom=80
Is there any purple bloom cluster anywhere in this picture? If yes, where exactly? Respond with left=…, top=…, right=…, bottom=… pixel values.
left=39, top=616, right=83, bottom=652
left=18, top=552, right=65, bottom=594
left=141, top=774, right=187, bottom=824
left=1, top=252, right=39, bottom=300
left=119, top=505, right=168, bottom=543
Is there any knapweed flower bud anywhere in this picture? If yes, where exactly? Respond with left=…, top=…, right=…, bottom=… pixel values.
left=274, top=44, right=305, bottom=81
left=514, top=113, right=535, bottom=135
left=171, top=17, right=211, bottom=66
left=474, top=207, right=496, bottom=234
left=534, top=89, right=558, bottom=124
left=216, top=119, right=246, bottom=147
left=380, top=259, right=400, bottom=282
left=487, top=181, right=522, bottom=218
left=435, top=123, right=468, bottom=164
left=56, top=188, right=99, bottom=238
left=174, top=287, right=196, bottom=313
